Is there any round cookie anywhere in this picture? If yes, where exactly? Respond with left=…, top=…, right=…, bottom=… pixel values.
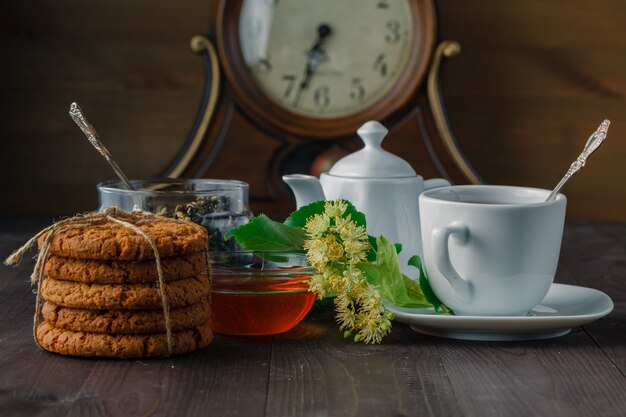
left=43, top=252, right=207, bottom=284
left=38, top=218, right=207, bottom=261
left=41, top=275, right=210, bottom=310
left=41, top=300, right=211, bottom=334
left=36, top=321, right=213, bottom=358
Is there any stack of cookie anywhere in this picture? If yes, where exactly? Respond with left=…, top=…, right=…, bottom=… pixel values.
left=34, top=217, right=213, bottom=358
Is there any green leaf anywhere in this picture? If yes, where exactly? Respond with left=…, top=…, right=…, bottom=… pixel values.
left=366, top=236, right=402, bottom=262
left=284, top=199, right=368, bottom=228
left=408, top=255, right=451, bottom=313
left=224, top=214, right=307, bottom=252
left=284, top=201, right=326, bottom=227
left=366, top=235, right=378, bottom=262
left=360, top=236, right=431, bottom=308
left=343, top=201, right=367, bottom=227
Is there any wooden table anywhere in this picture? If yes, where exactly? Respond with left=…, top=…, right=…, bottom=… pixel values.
left=0, top=219, right=624, bottom=417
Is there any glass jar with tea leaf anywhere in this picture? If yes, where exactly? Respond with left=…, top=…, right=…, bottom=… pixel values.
left=97, top=179, right=252, bottom=251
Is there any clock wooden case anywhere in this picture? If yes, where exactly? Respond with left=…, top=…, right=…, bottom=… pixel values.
left=165, top=0, right=481, bottom=219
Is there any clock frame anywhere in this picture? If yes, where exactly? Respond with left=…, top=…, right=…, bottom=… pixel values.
left=217, top=0, right=435, bottom=138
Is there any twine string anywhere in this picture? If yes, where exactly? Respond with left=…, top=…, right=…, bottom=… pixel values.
left=105, top=215, right=172, bottom=354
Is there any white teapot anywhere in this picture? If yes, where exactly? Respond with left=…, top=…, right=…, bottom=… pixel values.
left=283, top=121, right=450, bottom=275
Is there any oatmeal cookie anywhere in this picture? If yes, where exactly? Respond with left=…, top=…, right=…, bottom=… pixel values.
left=38, top=218, right=207, bottom=261
left=41, top=300, right=210, bottom=334
left=41, top=275, right=210, bottom=310
left=43, top=252, right=206, bottom=284
left=36, top=321, right=213, bottom=358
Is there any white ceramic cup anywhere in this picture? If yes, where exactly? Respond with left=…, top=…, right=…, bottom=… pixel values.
left=419, top=185, right=567, bottom=316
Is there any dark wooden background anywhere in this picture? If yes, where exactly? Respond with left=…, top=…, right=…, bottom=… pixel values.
left=1, top=0, right=625, bottom=220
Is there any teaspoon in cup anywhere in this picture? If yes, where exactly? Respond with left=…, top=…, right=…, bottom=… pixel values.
left=545, top=119, right=610, bottom=202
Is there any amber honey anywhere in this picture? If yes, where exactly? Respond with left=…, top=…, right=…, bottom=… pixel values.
left=209, top=252, right=316, bottom=336
left=211, top=278, right=315, bottom=335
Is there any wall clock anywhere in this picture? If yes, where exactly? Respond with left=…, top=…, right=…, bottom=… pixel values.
left=166, top=0, right=481, bottom=218
left=227, top=0, right=430, bottom=136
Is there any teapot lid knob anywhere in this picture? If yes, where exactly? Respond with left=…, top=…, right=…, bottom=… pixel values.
left=327, top=120, right=417, bottom=178
left=357, top=121, right=388, bottom=148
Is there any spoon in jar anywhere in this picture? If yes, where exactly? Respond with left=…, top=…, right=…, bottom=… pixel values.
left=69, top=102, right=135, bottom=190
left=545, top=119, right=610, bottom=202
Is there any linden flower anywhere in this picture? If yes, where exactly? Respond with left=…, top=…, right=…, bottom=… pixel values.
left=343, top=239, right=369, bottom=264
left=357, top=312, right=392, bottom=344
left=324, top=200, right=348, bottom=218
left=304, top=213, right=330, bottom=239
left=358, top=282, right=383, bottom=312
left=309, top=274, right=327, bottom=300
left=334, top=292, right=356, bottom=330
left=303, top=200, right=390, bottom=344
left=333, top=215, right=368, bottom=242
left=341, top=265, right=364, bottom=292
left=324, top=234, right=345, bottom=262
left=321, top=266, right=343, bottom=293
left=332, top=216, right=369, bottom=264
left=304, top=237, right=329, bottom=268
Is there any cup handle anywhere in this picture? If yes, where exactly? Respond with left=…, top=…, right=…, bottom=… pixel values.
left=424, top=178, right=451, bottom=190
left=432, top=221, right=472, bottom=302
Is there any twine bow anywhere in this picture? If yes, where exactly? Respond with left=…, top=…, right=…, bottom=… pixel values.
left=4, top=207, right=208, bottom=357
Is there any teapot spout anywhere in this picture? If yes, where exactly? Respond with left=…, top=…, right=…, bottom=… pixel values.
left=282, top=174, right=326, bottom=208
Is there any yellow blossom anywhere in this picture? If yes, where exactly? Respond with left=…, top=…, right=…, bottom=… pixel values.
left=358, top=314, right=391, bottom=344
left=343, top=239, right=369, bottom=264
left=303, top=200, right=390, bottom=344
left=332, top=215, right=367, bottom=242
left=308, top=274, right=327, bottom=300
left=304, top=238, right=328, bottom=268
left=324, top=200, right=348, bottom=218
left=324, top=235, right=344, bottom=262
left=321, top=266, right=343, bottom=293
left=331, top=215, right=369, bottom=264
left=341, top=265, right=365, bottom=292
left=334, top=293, right=356, bottom=330
left=304, top=213, right=330, bottom=239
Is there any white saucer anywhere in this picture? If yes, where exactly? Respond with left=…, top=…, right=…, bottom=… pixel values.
left=387, top=284, right=613, bottom=341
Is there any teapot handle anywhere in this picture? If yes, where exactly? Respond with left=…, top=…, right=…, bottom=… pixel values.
left=424, top=178, right=451, bottom=190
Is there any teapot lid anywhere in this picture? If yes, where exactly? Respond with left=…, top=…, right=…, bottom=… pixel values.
left=328, top=121, right=417, bottom=178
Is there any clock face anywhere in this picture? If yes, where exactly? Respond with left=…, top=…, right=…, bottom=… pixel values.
left=238, top=0, right=415, bottom=119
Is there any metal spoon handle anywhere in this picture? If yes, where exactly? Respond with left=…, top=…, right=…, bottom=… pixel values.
left=545, top=119, right=610, bottom=202
left=69, top=102, right=134, bottom=190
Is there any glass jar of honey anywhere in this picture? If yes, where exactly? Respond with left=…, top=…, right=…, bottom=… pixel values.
left=209, top=251, right=315, bottom=336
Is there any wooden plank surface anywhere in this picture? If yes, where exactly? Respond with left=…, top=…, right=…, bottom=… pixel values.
left=0, top=221, right=624, bottom=417
left=435, top=331, right=626, bottom=417
left=557, top=222, right=626, bottom=375
left=266, top=312, right=463, bottom=417
left=0, top=238, right=94, bottom=417
left=62, top=339, right=273, bottom=417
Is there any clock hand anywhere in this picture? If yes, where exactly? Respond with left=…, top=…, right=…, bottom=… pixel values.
left=293, top=23, right=332, bottom=108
